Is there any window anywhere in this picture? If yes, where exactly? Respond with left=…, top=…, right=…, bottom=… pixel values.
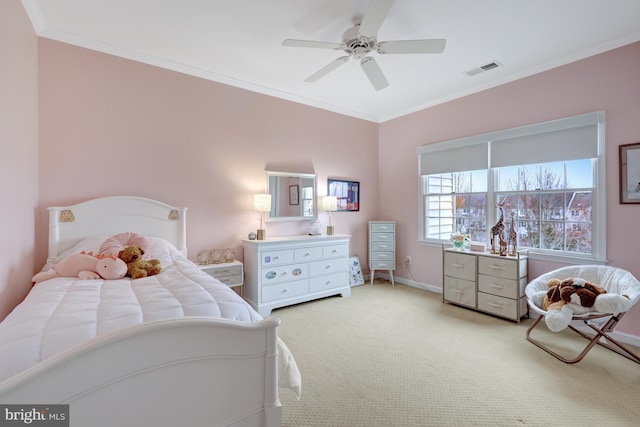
left=418, top=112, right=605, bottom=263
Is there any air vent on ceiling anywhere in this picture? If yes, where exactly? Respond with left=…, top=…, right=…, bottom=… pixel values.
left=465, top=61, right=502, bottom=77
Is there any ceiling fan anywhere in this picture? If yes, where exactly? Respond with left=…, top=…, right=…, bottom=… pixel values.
left=281, top=0, right=446, bottom=91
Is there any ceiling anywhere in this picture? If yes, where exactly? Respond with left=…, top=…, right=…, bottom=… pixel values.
left=23, top=0, right=640, bottom=123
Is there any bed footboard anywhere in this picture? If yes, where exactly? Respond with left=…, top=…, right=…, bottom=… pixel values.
left=0, top=317, right=282, bottom=427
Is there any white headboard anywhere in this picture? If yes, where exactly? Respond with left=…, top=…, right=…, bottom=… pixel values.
left=47, top=196, right=187, bottom=261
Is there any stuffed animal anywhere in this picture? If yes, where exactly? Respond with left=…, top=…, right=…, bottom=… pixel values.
left=118, top=246, right=162, bottom=279
left=537, top=277, right=632, bottom=332
left=32, top=252, right=128, bottom=283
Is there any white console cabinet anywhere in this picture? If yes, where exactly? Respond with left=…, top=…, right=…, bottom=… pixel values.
left=242, top=235, right=351, bottom=316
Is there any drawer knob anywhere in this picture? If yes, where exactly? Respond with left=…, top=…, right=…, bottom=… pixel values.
left=453, top=263, right=464, bottom=268
left=282, top=288, right=288, bottom=294
left=489, top=283, right=505, bottom=289
left=489, top=265, right=504, bottom=270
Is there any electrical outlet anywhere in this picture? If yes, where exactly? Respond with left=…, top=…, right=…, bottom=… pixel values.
left=405, top=256, right=412, bottom=265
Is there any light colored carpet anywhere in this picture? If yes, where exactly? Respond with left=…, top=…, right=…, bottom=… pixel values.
left=275, top=281, right=640, bottom=427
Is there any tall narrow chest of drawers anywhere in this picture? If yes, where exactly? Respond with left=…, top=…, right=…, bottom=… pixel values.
left=368, top=221, right=396, bottom=285
left=443, top=248, right=528, bottom=322
left=243, top=235, right=351, bottom=316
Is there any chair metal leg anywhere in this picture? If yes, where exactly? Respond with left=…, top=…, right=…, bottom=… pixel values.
left=526, top=313, right=640, bottom=365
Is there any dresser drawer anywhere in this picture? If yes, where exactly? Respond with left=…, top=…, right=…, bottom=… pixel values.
left=214, top=274, right=243, bottom=286
left=261, top=263, right=308, bottom=285
left=478, top=256, right=518, bottom=280
left=444, top=277, right=476, bottom=308
left=370, top=251, right=394, bottom=261
left=478, top=274, right=518, bottom=299
left=444, top=252, right=476, bottom=282
left=370, top=232, right=394, bottom=242
left=261, top=249, right=294, bottom=267
left=310, top=272, right=346, bottom=293
left=262, top=279, right=309, bottom=303
left=370, top=222, right=395, bottom=233
left=370, top=260, right=396, bottom=270
left=478, top=293, right=527, bottom=320
left=201, top=264, right=242, bottom=279
left=310, top=257, right=348, bottom=276
left=294, top=246, right=323, bottom=262
left=323, top=243, right=349, bottom=259
left=370, top=241, right=393, bottom=251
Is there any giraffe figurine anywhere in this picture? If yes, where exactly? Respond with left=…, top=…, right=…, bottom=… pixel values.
left=508, top=211, right=518, bottom=256
left=499, top=235, right=508, bottom=256
left=490, top=201, right=505, bottom=254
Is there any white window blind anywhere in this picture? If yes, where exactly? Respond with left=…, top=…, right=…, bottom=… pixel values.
left=419, top=141, right=488, bottom=175
left=418, top=112, right=601, bottom=173
left=490, top=124, right=598, bottom=167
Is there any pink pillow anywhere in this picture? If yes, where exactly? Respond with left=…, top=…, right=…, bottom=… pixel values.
left=99, top=232, right=151, bottom=256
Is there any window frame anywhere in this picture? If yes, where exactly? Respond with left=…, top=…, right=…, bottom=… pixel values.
left=417, top=112, right=606, bottom=264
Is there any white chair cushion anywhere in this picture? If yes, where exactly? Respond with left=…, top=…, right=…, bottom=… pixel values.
left=526, top=265, right=640, bottom=317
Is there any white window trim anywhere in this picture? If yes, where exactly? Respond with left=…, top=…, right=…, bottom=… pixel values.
left=417, top=111, right=606, bottom=264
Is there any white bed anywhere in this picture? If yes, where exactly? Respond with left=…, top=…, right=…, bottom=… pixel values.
left=0, top=196, right=300, bottom=427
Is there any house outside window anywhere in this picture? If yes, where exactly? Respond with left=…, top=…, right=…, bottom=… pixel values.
left=418, top=112, right=605, bottom=264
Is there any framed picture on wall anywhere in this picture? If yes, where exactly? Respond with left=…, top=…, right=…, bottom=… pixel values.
left=619, top=142, right=640, bottom=204
left=328, top=179, right=360, bottom=211
left=289, top=185, right=299, bottom=205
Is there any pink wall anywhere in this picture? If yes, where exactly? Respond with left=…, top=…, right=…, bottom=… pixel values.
left=0, top=1, right=39, bottom=320
left=379, top=42, right=640, bottom=336
left=36, top=39, right=379, bottom=273
left=4, top=2, right=639, bottom=341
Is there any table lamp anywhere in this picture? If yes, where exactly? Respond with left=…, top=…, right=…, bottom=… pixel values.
left=253, top=193, right=272, bottom=240
left=322, top=195, right=338, bottom=235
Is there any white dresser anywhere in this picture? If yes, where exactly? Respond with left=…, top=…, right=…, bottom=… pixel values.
left=443, top=248, right=528, bottom=322
left=368, top=221, right=396, bottom=285
left=242, top=235, right=351, bottom=316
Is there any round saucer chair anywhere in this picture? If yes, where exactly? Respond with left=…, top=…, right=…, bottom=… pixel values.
left=525, top=265, right=640, bottom=364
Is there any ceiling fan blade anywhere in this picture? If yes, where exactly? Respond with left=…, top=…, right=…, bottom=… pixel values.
left=305, top=56, right=350, bottom=82
left=358, top=0, right=395, bottom=41
left=282, top=39, right=342, bottom=50
left=376, top=39, right=446, bottom=54
left=360, top=56, right=389, bottom=91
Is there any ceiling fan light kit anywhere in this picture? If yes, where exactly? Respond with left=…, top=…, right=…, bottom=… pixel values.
left=281, top=0, right=446, bottom=91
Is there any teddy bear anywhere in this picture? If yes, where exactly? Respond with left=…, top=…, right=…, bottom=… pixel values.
left=117, top=246, right=162, bottom=279
left=32, top=252, right=128, bottom=283
left=537, top=277, right=632, bottom=332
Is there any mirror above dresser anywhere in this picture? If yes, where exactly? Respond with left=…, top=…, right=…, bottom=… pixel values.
left=266, top=170, right=316, bottom=222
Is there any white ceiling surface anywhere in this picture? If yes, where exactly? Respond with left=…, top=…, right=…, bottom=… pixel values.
left=23, top=0, right=640, bottom=123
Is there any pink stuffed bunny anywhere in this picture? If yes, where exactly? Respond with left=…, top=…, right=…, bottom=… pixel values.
left=32, top=251, right=127, bottom=283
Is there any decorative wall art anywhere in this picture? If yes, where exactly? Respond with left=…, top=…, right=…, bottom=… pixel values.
left=289, top=184, right=299, bottom=205
left=619, top=142, right=640, bottom=204
left=328, top=179, right=360, bottom=211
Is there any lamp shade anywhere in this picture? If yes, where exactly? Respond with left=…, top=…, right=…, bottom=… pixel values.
left=254, top=193, right=272, bottom=212
left=322, top=195, right=338, bottom=212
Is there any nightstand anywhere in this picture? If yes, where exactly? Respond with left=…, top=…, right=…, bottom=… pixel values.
left=199, top=260, right=244, bottom=298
